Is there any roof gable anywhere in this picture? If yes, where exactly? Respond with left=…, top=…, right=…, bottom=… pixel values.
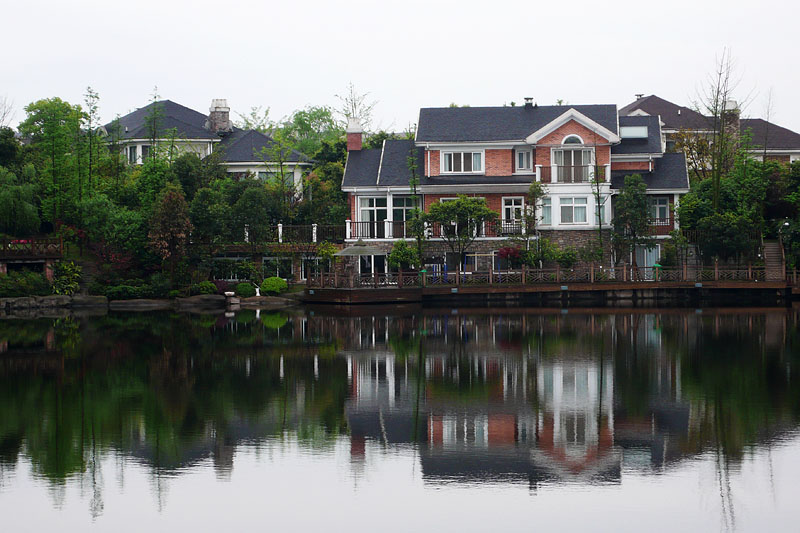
left=525, top=108, right=620, bottom=144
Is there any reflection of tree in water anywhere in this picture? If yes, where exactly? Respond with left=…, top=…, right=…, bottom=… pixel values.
left=0, top=308, right=799, bottom=518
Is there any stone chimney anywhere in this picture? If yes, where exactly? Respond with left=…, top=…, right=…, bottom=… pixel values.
left=208, top=99, right=232, bottom=134
left=722, top=99, right=740, bottom=140
left=524, top=97, right=534, bottom=109
left=346, top=117, right=363, bottom=151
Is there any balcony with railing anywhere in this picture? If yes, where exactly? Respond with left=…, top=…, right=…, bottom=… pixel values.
left=0, top=238, right=63, bottom=260
left=649, top=217, right=675, bottom=236
left=538, top=164, right=607, bottom=184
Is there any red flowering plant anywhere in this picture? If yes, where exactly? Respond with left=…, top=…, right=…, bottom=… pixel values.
left=497, top=246, right=523, bottom=269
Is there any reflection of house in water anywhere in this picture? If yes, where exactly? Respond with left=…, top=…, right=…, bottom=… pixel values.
left=344, top=343, right=623, bottom=486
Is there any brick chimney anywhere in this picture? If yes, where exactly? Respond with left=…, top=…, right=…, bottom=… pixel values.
left=346, top=117, right=363, bottom=151
left=208, top=99, right=232, bottom=134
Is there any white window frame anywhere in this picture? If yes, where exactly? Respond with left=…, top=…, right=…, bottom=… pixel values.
left=594, top=195, right=608, bottom=225
left=540, top=197, right=552, bottom=226
left=560, top=197, right=588, bottom=224
left=515, top=148, right=533, bottom=173
left=358, top=197, right=388, bottom=222
left=128, top=145, right=137, bottom=164
left=502, top=197, right=525, bottom=221
left=649, top=196, right=670, bottom=223
left=441, top=150, right=485, bottom=174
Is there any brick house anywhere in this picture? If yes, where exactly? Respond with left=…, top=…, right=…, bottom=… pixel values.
left=341, top=100, right=690, bottom=273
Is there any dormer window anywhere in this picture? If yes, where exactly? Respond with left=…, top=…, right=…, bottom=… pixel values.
left=516, top=149, right=532, bottom=172
left=442, top=151, right=483, bottom=173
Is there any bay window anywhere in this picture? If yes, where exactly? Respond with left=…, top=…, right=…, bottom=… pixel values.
left=442, top=151, right=483, bottom=173
left=560, top=197, right=587, bottom=224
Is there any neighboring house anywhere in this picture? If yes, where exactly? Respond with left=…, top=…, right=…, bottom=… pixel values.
left=103, top=99, right=311, bottom=190
left=341, top=100, right=689, bottom=273
left=620, top=94, right=800, bottom=163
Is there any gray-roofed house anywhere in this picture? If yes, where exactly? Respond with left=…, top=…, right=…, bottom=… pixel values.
left=104, top=98, right=312, bottom=191
left=621, top=94, right=800, bottom=163
left=341, top=99, right=689, bottom=273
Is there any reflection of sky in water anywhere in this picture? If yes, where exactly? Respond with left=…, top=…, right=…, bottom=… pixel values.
left=2, top=434, right=800, bottom=532
left=0, top=308, right=799, bottom=531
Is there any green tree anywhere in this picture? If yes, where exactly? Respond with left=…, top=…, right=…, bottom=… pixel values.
left=0, top=126, right=20, bottom=169
left=425, top=195, right=499, bottom=272
left=0, top=166, right=40, bottom=236
left=148, top=183, right=192, bottom=282
left=18, top=97, right=86, bottom=223
left=612, top=174, right=654, bottom=271
left=282, top=106, right=341, bottom=156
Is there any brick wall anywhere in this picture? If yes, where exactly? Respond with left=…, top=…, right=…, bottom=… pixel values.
left=611, top=161, right=650, bottom=171
left=425, top=150, right=440, bottom=176
left=485, top=149, right=513, bottom=176
left=348, top=193, right=356, bottom=220
left=535, top=120, right=612, bottom=167
left=423, top=193, right=507, bottom=214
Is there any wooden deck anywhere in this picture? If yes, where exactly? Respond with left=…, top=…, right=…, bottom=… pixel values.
left=304, top=280, right=791, bottom=305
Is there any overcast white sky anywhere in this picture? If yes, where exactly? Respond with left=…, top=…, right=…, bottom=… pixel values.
left=4, top=0, right=799, bottom=132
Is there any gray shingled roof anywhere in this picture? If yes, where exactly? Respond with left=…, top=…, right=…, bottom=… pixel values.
left=741, top=118, right=800, bottom=150
left=105, top=100, right=216, bottom=140
left=342, top=148, right=383, bottom=188
left=613, top=115, right=662, bottom=155
left=342, top=139, right=538, bottom=188
left=611, top=152, right=689, bottom=190
left=218, top=129, right=310, bottom=163
left=416, top=104, right=618, bottom=142
left=619, top=95, right=710, bottom=130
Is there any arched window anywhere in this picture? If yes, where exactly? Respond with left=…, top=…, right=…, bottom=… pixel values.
left=554, top=135, right=593, bottom=182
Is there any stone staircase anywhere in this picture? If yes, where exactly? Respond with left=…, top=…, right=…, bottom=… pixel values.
left=77, top=258, right=101, bottom=294
left=763, top=241, right=785, bottom=281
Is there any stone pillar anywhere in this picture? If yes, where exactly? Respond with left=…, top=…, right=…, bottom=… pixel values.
left=44, top=260, right=54, bottom=281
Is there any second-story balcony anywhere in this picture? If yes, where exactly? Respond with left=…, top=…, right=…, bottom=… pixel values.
left=539, top=165, right=607, bottom=184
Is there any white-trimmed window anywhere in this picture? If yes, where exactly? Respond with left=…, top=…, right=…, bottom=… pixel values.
left=263, top=257, right=293, bottom=280
left=541, top=197, right=552, bottom=225
left=442, top=151, right=483, bottom=173
left=359, top=197, right=387, bottom=222
left=594, top=196, right=608, bottom=225
left=503, top=197, right=524, bottom=221
left=560, top=197, right=587, bottom=224
left=516, top=149, right=532, bottom=172
left=128, top=145, right=137, bottom=164
left=649, top=197, right=669, bottom=223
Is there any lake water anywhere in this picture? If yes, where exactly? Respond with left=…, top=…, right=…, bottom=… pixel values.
left=1, top=306, right=799, bottom=532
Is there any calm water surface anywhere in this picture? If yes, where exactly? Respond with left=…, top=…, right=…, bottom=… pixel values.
left=1, top=306, right=800, bottom=532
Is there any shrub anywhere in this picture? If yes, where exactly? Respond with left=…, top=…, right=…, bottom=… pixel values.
left=191, top=281, right=217, bottom=295
left=51, top=261, right=82, bottom=296
left=0, top=270, right=51, bottom=297
left=387, top=240, right=419, bottom=269
left=235, top=282, right=256, bottom=298
left=260, top=276, right=288, bottom=295
left=146, top=272, right=172, bottom=298
left=167, top=289, right=181, bottom=299
left=556, top=247, right=578, bottom=269
left=105, top=285, right=140, bottom=300
left=212, top=280, right=232, bottom=294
